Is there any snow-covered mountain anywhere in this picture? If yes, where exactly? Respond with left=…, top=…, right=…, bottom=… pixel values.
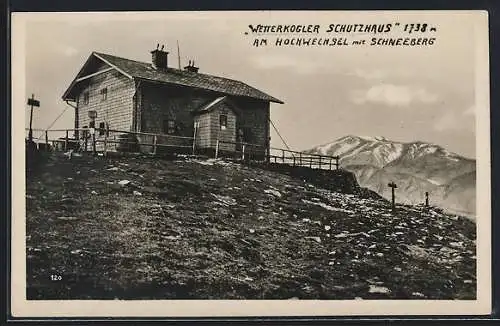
left=306, top=135, right=476, bottom=216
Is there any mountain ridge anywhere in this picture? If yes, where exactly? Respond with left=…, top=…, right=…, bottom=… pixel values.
left=306, top=135, right=476, bottom=217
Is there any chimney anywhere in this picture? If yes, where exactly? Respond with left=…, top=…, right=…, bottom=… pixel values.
left=151, top=44, right=169, bottom=70
left=183, top=59, right=199, bottom=73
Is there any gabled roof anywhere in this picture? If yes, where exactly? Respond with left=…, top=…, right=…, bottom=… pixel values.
left=63, top=52, right=284, bottom=104
left=195, top=96, right=240, bottom=116
left=197, top=96, right=228, bottom=113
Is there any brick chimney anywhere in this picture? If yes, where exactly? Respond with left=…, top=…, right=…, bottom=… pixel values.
left=184, top=59, right=199, bottom=73
left=151, top=44, right=169, bottom=70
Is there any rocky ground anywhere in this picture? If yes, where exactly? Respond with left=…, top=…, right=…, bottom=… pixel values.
left=25, top=151, right=476, bottom=300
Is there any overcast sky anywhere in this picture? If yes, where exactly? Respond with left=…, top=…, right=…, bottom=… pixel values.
left=15, top=11, right=482, bottom=158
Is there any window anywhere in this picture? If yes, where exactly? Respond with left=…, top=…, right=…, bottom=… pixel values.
left=89, top=121, right=95, bottom=128
left=100, top=88, right=108, bottom=101
left=83, top=92, right=89, bottom=105
left=99, top=122, right=106, bottom=136
left=163, top=119, right=176, bottom=134
left=219, top=114, right=228, bottom=130
left=82, top=126, right=88, bottom=138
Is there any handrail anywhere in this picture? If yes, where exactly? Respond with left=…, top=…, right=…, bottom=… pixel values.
left=215, top=138, right=340, bottom=170
left=27, top=128, right=340, bottom=170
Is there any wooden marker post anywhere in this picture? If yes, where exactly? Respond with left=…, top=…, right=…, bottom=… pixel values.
left=425, top=191, right=429, bottom=207
left=388, top=181, right=397, bottom=211
left=27, top=94, right=40, bottom=143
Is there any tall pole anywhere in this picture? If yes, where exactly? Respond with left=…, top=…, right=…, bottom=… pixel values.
left=28, top=94, right=34, bottom=143
left=425, top=191, right=429, bottom=207
left=177, top=40, right=181, bottom=69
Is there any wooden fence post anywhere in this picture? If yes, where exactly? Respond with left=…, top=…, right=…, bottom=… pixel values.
left=92, top=131, right=96, bottom=156
left=84, top=134, right=88, bottom=152
left=45, top=130, right=49, bottom=151
left=335, top=157, right=339, bottom=169
left=192, top=122, right=198, bottom=155
left=293, top=156, right=296, bottom=166
left=104, top=129, right=108, bottom=156
left=281, top=149, right=285, bottom=163
left=215, top=139, right=220, bottom=159
left=153, top=135, right=157, bottom=155
left=309, top=156, right=312, bottom=168
left=242, top=144, right=246, bottom=161
left=318, top=156, right=322, bottom=170
left=329, top=158, right=332, bottom=170
left=299, top=152, right=302, bottom=166
left=65, top=130, right=69, bottom=151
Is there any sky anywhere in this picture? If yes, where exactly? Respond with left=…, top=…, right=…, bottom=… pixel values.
left=14, top=11, right=482, bottom=158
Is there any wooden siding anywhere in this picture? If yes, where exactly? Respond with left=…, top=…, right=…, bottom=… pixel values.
left=77, top=69, right=135, bottom=135
left=194, top=112, right=211, bottom=148
left=208, top=102, right=237, bottom=151
left=232, top=97, right=270, bottom=151
left=140, top=83, right=213, bottom=137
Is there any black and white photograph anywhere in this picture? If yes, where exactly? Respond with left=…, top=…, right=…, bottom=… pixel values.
left=11, top=10, right=491, bottom=317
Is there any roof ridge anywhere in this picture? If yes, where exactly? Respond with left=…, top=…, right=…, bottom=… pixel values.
left=65, top=51, right=284, bottom=104
left=94, top=51, right=255, bottom=85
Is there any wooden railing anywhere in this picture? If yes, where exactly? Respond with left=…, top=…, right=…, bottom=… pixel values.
left=26, top=128, right=194, bottom=155
left=215, top=139, right=340, bottom=170
left=26, top=128, right=340, bottom=170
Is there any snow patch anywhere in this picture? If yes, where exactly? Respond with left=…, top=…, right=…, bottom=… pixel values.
left=302, top=199, right=354, bottom=213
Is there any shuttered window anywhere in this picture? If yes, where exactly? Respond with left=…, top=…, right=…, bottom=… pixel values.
left=219, top=114, right=228, bottom=130
left=100, top=88, right=108, bottom=101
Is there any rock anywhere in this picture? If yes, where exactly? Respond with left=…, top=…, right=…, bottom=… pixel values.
left=412, top=292, right=425, bottom=298
left=249, top=229, right=255, bottom=234
left=57, top=216, right=78, bottom=221
left=60, top=197, right=79, bottom=205
left=324, top=225, right=331, bottom=231
left=133, top=191, right=142, bottom=196
left=264, top=189, right=282, bottom=198
left=305, top=236, right=321, bottom=243
left=118, top=180, right=131, bottom=186
left=107, top=167, right=120, bottom=171
left=368, top=285, right=390, bottom=294
left=449, top=241, right=464, bottom=248
left=91, top=190, right=98, bottom=195
left=211, top=193, right=237, bottom=206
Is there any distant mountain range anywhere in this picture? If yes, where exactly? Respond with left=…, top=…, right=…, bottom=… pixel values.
left=306, top=135, right=476, bottom=217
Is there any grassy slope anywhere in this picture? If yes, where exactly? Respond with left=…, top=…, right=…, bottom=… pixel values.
left=26, top=152, right=476, bottom=300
